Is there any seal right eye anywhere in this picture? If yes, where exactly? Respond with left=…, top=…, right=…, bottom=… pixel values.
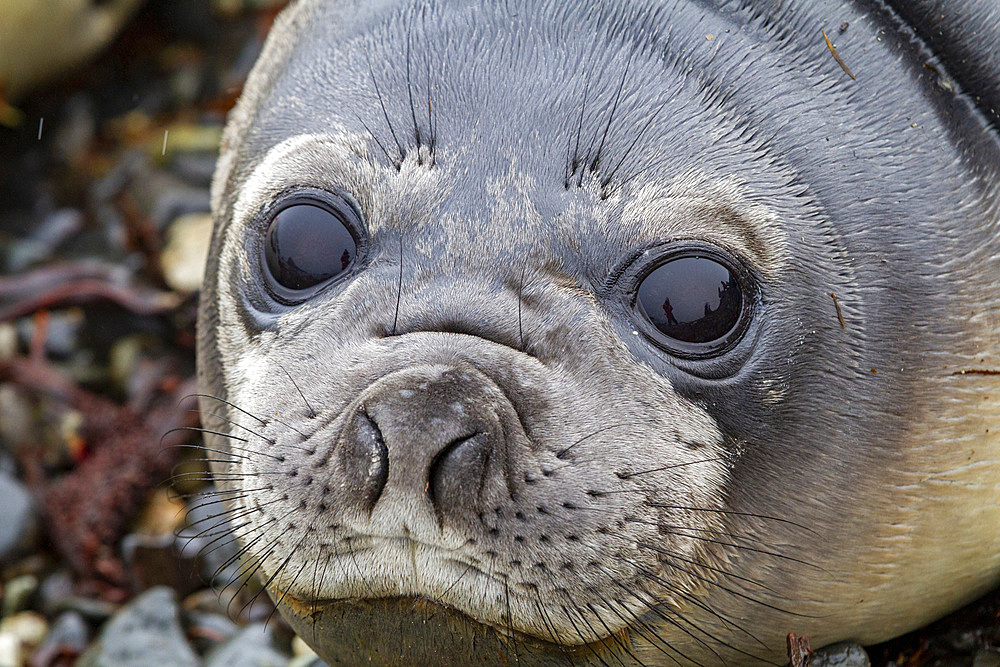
left=264, top=201, right=358, bottom=292
left=634, top=251, right=750, bottom=359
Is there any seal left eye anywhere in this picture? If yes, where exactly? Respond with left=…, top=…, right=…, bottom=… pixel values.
left=264, top=201, right=358, bottom=291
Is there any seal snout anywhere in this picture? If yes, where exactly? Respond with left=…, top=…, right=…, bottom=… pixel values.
left=335, top=364, right=513, bottom=528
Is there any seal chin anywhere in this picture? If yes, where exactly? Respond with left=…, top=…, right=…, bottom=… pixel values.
left=270, top=586, right=630, bottom=666
left=263, top=535, right=623, bottom=649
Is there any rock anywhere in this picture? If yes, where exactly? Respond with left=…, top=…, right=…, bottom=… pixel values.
left=76, top=587, right=198, bottom=667
left=55, top=596, right=120, bottom=623
left=183, top=610, right=239, bottom=654
left=204, top=623, right=289, bottom=667
left=37, top=570, right=74, bottom=618
left=289, top=635, right=326, bottom=667
left=12, top=308, right=86, bottom=359
left=810, top=642, right=871, bottom=667
left=160, top=212, right=212, bottom=293
left=975, top=650, right=1000, bottom=667
left=4, top=208, right=85, bottom=272
left=0, top=574, right=38, bottom=617
left=120, top=531, right=201, bottom=596
left=0, top=471, right=38, bottom=566
left=0, top=632, right=21, bottom=667
left=149, top=123, right=221, bottom=161
left=0, top=612, right=48, bottom=654
left=177, top=489, right=241, bottom=587
left=0, top=0, right=145, bottom=100
left=29, top=611, right=90, bottom=666
left=0, top=324, right=17, bottom=359
left=0, top=385, right=35, bottom=451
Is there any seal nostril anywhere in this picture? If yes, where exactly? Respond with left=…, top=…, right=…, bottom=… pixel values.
left=338, top=410, right=389, bottom=511
left=428, top=431, right=491, bottom=513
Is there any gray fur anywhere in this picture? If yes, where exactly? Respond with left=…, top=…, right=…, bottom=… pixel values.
left=197, top=0, right=1000, bottom=664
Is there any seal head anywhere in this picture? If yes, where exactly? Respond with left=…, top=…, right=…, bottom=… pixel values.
left=198, top=1, right=1000, bottom=663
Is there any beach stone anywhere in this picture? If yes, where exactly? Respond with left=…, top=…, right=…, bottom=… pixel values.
left=0, top=472, right=38, bottom=566
left=161, top=212, right=212, bottom=293
left=184, top=610, right=239, bottom=654
left=205, top=623, right=289, bottom=666
left=810, top=642, right=871, bottom=667
left=29, top=611, right=90, bottom=666
left=76, top=587, right=198, bottom=667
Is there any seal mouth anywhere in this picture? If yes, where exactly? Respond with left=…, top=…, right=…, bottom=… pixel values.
left=260, top=535, right=631, bottom=654
left=261, top=535, right=574, bottom=636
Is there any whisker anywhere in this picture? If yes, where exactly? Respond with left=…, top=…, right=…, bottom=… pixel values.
left=392, top=236, right=403, bottom=336
left=187, top=393, right=311, bottom=440
left=556, top=423, right=631, bottom=459
left=589, top=52, right=634, bottom=176
left=276, top=362, right=317, bottom=419
left=617, top=457, right=726, bottom=479
left=196, top=409, right=278, bottom=446
left=601, top=98, right=670, bottom=189
left=365, top=47, right=405, bottom=163
left=355, top=112, right=398, bottom=168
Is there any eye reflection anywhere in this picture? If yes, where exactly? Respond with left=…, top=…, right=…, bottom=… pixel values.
left=636, top=255, right=743, bottom=346
left=264, top=201, right=357, bottom=292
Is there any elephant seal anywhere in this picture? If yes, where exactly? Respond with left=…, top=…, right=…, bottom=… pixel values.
left=196, top=0, right=1000, bottom=663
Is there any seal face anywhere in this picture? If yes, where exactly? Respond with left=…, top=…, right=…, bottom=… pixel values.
left=197, top=0, right=1000, bottom=664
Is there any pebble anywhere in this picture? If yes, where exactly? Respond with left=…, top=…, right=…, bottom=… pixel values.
left=289, top=635, right=326, bottom=667
left=37, top=570, right=73, bottom=618
left=4, top=208, right=85, bottom=272
left=810, top=641, right=871, bottom=667
left=0, top=632, right=21, bottom=667
left=204, top=623, right=290, bottom=666
left=161, top=212, right=213, bottom=293
left=29, top=611, right=90, bottom=666
left=184, top=610, right=239, bottom=654
left=13, top=308, right=85, bottom=359
left=0, top=574, right=38, bottom=617
left=56, top=596, right=120, bottom=624
left=76, top=587, right=198, bottom=667
left=0, top=611, right=48, bottom=650
left=0, top=472, right=38, bottom=567
left=0, top=324, right=17, bottom=359
left=0, top=385, right=35, bottom=451
left=177, top=490, right=241, bottom=587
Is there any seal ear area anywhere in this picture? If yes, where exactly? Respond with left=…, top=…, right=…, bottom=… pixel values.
left=253, top=189, right=370, bottom=307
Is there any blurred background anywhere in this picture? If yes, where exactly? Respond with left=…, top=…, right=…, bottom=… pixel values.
left=0, top=1, right=996, bottom=665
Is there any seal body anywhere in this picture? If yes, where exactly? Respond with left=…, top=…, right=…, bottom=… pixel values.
left=197, top=0, right=1000, bottom=664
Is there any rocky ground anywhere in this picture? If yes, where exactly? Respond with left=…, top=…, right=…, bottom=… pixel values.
left=0, top=2, right=997, bottom=665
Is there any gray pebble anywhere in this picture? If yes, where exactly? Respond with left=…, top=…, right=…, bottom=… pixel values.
left=809, top=642, right=871, bottom=667
left=76, top=587, right=199, bottom=667
left=5, top=208, right=85, bottom=272
left=184, top=610, right=239, bottom=654
left=177, top=489, right=241, bottom=586
left=0, top=471, right=38, bottom=566
left=204, top=623, right=289, bottom=667
left=31, top=611, right=90, bottom=664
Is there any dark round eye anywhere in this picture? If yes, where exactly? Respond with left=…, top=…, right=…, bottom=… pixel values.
left=264, top=200, right=358, bottom=292
left=635, top=253, right=747, bottom=357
